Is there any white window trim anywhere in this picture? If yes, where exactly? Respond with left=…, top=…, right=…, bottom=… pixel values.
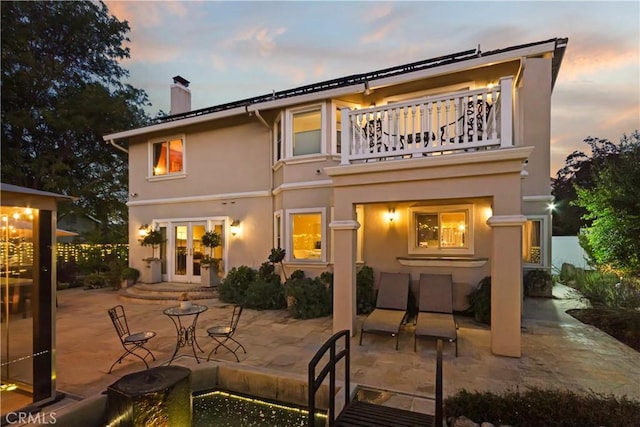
left=273, top=210, right=283, bottom=250
left=285, top=207, right=327, bottom=263
left=286, top=103, right=326, bottom=159
left=147, top=134, right=187, bottom=181
left=408, top=204, right=474, bottom=255
left=523, top=215, right=549, bottom=268
left=332, top=100, right=361, bottom=156
left=273, top=114, right=283, bottom=164
left=356, top=205, right=364, bottom=263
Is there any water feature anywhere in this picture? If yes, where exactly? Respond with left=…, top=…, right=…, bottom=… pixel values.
left=193, top=390, right=327, bottom=427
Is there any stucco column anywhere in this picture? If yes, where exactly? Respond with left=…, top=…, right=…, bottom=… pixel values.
left=487, top=215, right=526, bottom=357
left=330, top=217, right=360, bottom=336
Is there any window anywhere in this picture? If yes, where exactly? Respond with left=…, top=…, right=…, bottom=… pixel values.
left=523, top=218, right=544, bottom=265
left=274, top=117, right=283, bottom=162
left=335, top=107, right=342, bottom=154
left=151, top=137, right=184, bottom=176
left=288, top=208, right=325, bottom=261
left=292, top=107, right=322, bottom=156
left=408, top=205, right=473, bottom=254
left=274, top=211, right=283, bottom=249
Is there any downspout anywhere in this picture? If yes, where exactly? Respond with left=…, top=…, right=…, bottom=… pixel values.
left=107, top=139, right=129, bottom=154
left=247, top=107, right=275, bottom=243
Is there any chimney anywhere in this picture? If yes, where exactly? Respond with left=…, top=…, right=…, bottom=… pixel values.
left=170, top=75, right=191, bottom=115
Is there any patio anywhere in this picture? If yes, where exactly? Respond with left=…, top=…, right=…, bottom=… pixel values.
left=5, top=283, right=639, bottom=418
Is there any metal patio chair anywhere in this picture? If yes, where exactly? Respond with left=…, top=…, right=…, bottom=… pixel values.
left=206, top=305, right=246, bottom=362
left=107, top=305, right=156, bottom=373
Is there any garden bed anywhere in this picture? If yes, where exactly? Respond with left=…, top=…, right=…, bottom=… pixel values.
left=567, top=307, right=640, bottom=352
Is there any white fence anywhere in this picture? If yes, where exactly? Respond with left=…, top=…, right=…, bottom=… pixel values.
left=551, top=236, right=592, bottom=271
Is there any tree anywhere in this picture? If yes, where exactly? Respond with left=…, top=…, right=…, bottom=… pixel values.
left=551, top=136, right=623, bottom=235
left=574, top=131, right=640, bottom=277
left=1, top=1, right=150, bottom=242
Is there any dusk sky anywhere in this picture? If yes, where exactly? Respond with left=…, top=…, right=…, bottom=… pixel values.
left=105, top=1, right=640, bottom=175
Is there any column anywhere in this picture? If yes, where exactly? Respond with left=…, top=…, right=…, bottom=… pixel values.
left=487, top=215, right=526, bottom=357
left=330, top=217, right=360, bottom=336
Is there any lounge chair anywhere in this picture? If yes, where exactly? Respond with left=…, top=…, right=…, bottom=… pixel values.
left=415, top=274, right=458, bottom=356
left=359, top=272, right=410, bottom=350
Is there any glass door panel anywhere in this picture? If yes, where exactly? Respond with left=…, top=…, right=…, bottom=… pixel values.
left=172, top=222, right=205, bottom=283
left=1, top=206, right=35, bottom=413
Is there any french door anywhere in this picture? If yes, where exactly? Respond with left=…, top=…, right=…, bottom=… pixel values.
left=172, top=222, right=206, bottom=283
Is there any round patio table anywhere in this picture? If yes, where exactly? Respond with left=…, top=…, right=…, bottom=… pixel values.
left=163, top=304, right=208, bottom=365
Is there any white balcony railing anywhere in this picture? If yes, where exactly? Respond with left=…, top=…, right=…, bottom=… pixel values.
left=340, top=76, right=513, bottom=164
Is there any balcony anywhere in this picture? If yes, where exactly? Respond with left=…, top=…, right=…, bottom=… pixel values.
left=339, top=76, right=513, bottom=165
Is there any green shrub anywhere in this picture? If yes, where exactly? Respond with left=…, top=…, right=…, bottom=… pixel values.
left=468, top=276, right=491, bottom=324
left=356, top=265, right=376, bottom=315
left=524, top=269, right=554, bottom=297
left=244, top=277, right=286, bottom=310
left=122, top=267, right=140, bottom=282
left=444, top=387, right=640, bottom=426
left=562, top=265, right=639, bottom=308
left=218, top=265, right=256, bottom=304
left=286, top=275, right=332, bottom=319
left=83, top=272, right=107, bottom=289
left=258, top=262, right=281, bottom=286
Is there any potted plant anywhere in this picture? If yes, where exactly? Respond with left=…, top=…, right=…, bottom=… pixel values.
left=178, top=292, right=192, bottom=310
left=524, top=269, right=554, bottom=298
left=268, top=247, right=288, bottom=281
left=121, top=267, right=140, bottom=288
left=139, top=226, right=164, bottom=284
left=201, top=230, right=222, bottom=287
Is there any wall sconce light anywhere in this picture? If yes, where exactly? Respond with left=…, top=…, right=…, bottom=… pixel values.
left=547, top=202, right=556, bottom=212
left=385, top=209, right=397, bottom=223
left=230, top=220, right=241, bottom=236
left=138, top=224, right=149, bottom=237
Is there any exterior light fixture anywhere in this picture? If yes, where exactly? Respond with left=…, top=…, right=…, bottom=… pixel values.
left=385, top=209, right=396, bottom=223
left=547, top=203, right=556, bottom=211
left=230, top=220, right=241, bottom=236
left=138, top=224, right=149, bottom=237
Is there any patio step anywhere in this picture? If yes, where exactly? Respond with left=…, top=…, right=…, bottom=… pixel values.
left=118, top=282, right=218, bottom=305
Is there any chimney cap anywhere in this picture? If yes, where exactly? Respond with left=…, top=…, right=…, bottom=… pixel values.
left=172, top=75, right=190, bottom=87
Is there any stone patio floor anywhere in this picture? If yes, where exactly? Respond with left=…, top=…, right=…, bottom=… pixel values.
left=5, top=283, right=640, bottom=417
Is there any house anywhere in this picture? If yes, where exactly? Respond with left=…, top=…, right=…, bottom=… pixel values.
left=56, top=211, right=101, bottom=242
left=103, top=37, right=568, bottom=357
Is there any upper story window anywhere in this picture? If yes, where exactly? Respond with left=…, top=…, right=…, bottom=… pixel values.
left=408, top=204, right=474, bottom=255
left=287, top=208, right=326, bottom=262
left=151, top=136, right=184, bottom=177
left=274, top=210, right=283, bottom=250
left=290, top=105, right=323, bottom=157
left=274, top=116, right=283, bottom=162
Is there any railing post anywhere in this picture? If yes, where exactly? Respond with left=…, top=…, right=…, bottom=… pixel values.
left=499, top=76, right=513, bottom=147
left=340, top=107, right=351, bottom=165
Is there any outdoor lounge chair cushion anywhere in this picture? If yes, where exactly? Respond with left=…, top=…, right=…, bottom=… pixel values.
left=361, top=309, right=407, bottom=334
left=375, top=272, right=411, bottom=310
left=415, top=312, right=456, bottom=340
left=415, top=274, right=458, bottom=355
left=419, top=274, right=454, bottom=314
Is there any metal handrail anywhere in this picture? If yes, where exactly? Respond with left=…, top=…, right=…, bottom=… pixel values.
left=308, top=329, right=350, bottom=427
